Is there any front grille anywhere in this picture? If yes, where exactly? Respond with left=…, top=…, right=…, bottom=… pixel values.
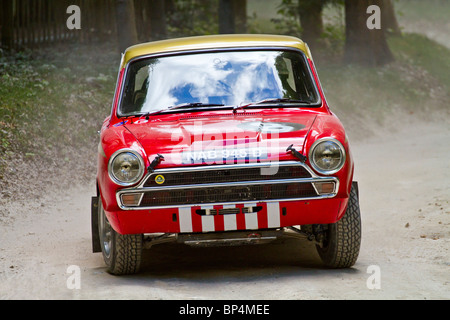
left=138, top=181, right=317, bottom=207
left=143, top=164, right=311, bottom=187
left=117, top=161, right=338, bottom=209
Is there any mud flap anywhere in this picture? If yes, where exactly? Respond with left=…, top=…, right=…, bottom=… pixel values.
left=91, top=196, right=101, bottom=253
left=352, top=181, right=359, bottom=199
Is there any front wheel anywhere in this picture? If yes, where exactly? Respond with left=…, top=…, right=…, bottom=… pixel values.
left=316, top=184, right=362, bottom=268
left=98, top=196, right=143, bottom=275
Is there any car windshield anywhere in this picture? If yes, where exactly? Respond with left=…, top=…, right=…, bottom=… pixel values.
left=118, top=49, right=320, bottom=116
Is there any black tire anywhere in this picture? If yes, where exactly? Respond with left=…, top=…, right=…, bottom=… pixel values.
left=98, top=196, right=143, bottom=275
left=316, top=184, right=361, bottom=268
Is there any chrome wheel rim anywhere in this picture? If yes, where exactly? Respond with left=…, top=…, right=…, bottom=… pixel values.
left=98, top=199, right=112, bottom=259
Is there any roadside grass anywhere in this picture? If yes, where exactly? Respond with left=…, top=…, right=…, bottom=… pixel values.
left=0, top=44, right=117, bottom=192
left=313, top=32, right=449, bottom=136
left=388, top=33, right=450, bottom=87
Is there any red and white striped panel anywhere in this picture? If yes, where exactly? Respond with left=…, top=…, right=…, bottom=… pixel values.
left=178, top=202, right=281, bottom=233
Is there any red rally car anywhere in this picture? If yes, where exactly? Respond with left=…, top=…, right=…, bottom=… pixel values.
left=91, top=34, right=362, bottom=275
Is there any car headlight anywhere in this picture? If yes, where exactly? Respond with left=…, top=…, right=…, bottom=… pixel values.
left=108, top=149, right=145, bottom=186
left=309, top=138, right=346, bottom=175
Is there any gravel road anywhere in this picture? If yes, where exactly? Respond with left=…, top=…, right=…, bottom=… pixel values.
left=0, top=117, right=448, bottom=300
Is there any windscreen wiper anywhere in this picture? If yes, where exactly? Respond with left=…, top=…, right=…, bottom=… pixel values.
left=257, top=98, right=308, bottom=104
left=142, top=102, right=225, bottom=118
left=172, top=102, right=225, bottom=109
left=233, top=98, right=310, bottom=113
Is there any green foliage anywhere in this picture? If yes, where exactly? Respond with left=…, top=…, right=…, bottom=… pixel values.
left=269, top=0, right=346, bottom=51
left=167, top=0, right=219, bottom=37
left=271, top=0, right=302, bottom=37
left=317, top=1, right=346, bottom=58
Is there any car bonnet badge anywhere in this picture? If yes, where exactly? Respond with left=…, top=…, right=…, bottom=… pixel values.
left=155, top=175, right=165, bottom=184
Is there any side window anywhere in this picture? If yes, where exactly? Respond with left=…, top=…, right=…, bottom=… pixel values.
left=134, top=67, right=148, bottom=93
left=275, top=51, right=318, bottom=103
left=120, top=63, right=149, bottom=115
left=276, top=55, right=298, bottom=99
left=293, top=58, right=315, bottom=101
left=133, top=67, right=149, bottom=109
left=283, top=58, right=296, bottom=92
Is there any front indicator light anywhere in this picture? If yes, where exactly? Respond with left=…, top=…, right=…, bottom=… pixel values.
left=313, top=182, right=336, bottom=195
left=121, top=193, right=143, bottom=207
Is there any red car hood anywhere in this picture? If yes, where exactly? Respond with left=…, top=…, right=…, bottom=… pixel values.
left=124, top=112, right=318, bottom=167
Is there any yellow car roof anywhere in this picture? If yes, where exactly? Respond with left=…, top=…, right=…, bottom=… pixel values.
left=121, top=34, right=311, bottom=68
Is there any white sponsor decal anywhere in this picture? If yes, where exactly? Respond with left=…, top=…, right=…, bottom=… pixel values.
left=181, top=147, right=267, bottom=164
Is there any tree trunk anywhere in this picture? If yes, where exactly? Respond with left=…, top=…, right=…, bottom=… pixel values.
left=233, top=0, right=247, bottom=34
left=149, top=0, right=167, bottom=40
left=133, top=0, right=145, bottom=42
left=219, top=0, right=235, bottom=34
left=115, top=0, right=138, bottom=53
left=164, top=0, right=176, bottom=16
left=344, top=0, right=394, bottom=66
left=298, top=0, right=323, bottom=48
left=1, top=0, right=15, bottom=50
left=382, top=0, right=401, bottom=35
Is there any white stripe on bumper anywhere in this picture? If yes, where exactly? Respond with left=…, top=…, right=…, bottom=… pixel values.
left=178, top=202, right=281, bottom=233
left=179, top=207, right=193, bottom=233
